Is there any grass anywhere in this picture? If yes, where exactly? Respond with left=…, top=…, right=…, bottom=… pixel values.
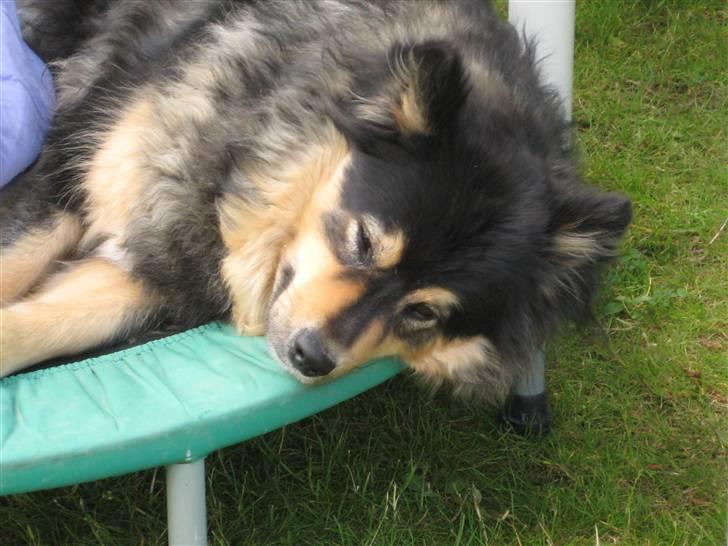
left=4, top=0, right=727, bottom=544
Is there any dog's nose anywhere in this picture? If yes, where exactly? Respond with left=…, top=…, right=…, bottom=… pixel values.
left=288, top=329, right=335, bottom=377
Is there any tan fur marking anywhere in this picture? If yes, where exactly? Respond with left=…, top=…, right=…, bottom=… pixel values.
left=393, top=87, right=431, bottom=136
left=399, top=287, right=460, bottom=311
left=0, top=259, right=154, bottom=377
left=329, top=318, right=391, bottom=377
left=220, top=132, right=351, bottom=333
left=552, top=231, right=605, bottom=264
left=375, top=229, right=406, bottom=269
left=337, top=325, right=488, bottom=386
left=399, top=334, right=515, bottom=402
left=220, top=195, right=291, bottom=335
left=405, top=335, right=511, bottom=400
left=406, top=336, right=490, bottom=378
left=357, top=216, right=407, bottom=270
left=82, top=97, right=154, bottom=242
left=289, top=275, right=365, bottom=327
left=0, top=213, right=82, bottom=306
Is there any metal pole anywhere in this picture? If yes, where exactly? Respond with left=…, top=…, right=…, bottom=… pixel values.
left=513, top=351, right=546, bottom=398
left=166, top=459, right=208, bottom=546
left=508, top=0, right=576, bottom=120
left=503, top=0, right=576, bottom=434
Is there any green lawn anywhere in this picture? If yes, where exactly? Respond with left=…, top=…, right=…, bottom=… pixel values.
left=4, top=1, right=726, bottom=544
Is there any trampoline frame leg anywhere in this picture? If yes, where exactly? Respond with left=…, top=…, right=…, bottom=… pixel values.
left=166, top=458, right=208, bottom=546
left=503, top=350, right=552, bottom=435
left=508, top=0, right=576, bottom=120
left=514, top=350, right=546, bottom=398
left=499, top=1, right=575, bottom=436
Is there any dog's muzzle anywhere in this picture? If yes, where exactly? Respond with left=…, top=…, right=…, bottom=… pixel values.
left=288, top=329, right=336, bottom=377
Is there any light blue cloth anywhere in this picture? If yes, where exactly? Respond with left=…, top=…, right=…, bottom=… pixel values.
left=0, top=0, right=55, bottom=186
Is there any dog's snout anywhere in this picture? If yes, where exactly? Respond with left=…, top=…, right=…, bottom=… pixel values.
left=288, top=329, right=335, bottom=377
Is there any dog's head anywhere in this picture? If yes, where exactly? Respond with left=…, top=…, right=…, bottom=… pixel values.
left=267, top=41, right=630, bottom=400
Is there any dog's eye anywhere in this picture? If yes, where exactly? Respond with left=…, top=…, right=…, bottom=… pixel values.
left=402, top=303, right=438, bottom=324
left=356, top=221, right=373, bottom=263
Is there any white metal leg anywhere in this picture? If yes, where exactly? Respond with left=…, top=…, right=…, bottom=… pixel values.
left=502, top=1, right=575, bottom=433
left=504, top=350, right=551, bottom=435
left=166, top=459, right=208, bottom=546
left=513, top=350, right=546, bottom=397
left=508, top=2, right=576, bottom=379
left=508, top=0, right=576, bottom=120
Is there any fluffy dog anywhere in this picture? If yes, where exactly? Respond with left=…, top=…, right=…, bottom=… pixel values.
left=0, top=0, right=630, bottom=402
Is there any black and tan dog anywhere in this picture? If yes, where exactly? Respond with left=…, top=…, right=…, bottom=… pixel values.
left=0, top=0, right=630, bottom=401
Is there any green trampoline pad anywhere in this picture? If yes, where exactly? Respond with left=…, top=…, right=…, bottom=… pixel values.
left=0, top=323, right=404, bottom=495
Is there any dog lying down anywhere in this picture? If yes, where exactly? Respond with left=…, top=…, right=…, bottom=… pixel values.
left=0, top=0, right=630, bottom=402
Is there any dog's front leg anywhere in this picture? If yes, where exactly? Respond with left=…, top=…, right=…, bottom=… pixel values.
left=0, top=258, right=158, bottom=377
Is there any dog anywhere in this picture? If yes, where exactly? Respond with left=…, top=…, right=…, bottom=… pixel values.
left=0, top=0, right=630, bottom=402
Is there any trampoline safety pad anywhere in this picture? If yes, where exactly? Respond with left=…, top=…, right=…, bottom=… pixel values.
left=0, top=323, right=404, bottom=495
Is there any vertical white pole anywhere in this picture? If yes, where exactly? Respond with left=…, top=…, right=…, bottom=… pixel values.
left=166, top=459, right=208, bottom=546
left=508, top=0, right=576, bottom=120
left=515, top=351, right=546, bottom=397
left=505, top=2, right=574, bottom=426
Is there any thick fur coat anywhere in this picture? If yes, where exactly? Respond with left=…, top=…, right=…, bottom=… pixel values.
left=0, top=0, right=630, bottom=402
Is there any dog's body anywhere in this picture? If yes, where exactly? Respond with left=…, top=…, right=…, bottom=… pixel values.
left=1, top=0, right=630, bottom=400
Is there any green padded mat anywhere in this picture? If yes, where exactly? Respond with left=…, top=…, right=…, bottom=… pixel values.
left=0, top=323, right=404, bottom=495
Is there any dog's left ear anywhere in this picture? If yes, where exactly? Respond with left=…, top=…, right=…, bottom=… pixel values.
left=332, top=41, right=468, bottom=148
left=542, top=184, right=631, bottom=311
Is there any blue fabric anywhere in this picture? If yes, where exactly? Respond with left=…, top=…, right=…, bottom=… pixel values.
left=0, top=0, right=55, bottom=187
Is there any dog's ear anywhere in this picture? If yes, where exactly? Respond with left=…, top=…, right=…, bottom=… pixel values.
left=542, top=184, right=632, bottom=311
left=332, top=41, right=468, bottom=149
left=387, top=41, right=468, bottom=137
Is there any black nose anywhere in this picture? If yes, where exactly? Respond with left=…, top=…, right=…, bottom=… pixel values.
left=288, top=329, right=336, bottom=377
